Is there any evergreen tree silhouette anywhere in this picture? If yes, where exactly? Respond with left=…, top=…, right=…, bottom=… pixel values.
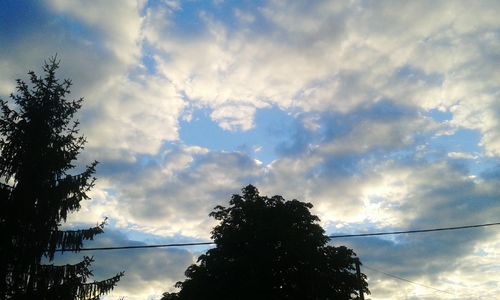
left=162, top=185, right=369, bottom=300
left=0, top=57, right=123, bottom=299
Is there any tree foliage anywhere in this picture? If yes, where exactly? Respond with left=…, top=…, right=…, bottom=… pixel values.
left=0, top=57, right=122, bottom=299
left=163, top=185, right=369, bottom=300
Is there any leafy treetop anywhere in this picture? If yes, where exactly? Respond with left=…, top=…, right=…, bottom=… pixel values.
left=163, top=185, right=369, bottom=300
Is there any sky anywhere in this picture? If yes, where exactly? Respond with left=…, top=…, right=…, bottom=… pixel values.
left=1, top=0, right=500, bottom=299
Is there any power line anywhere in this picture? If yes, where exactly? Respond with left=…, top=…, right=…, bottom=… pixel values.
left=363, top=265, right=455, bottom=296
left=54, top=221, right=500, bottom=252
left=327, top=221, right=500, bottom=239
left=61, top=241, right=215, bottom=252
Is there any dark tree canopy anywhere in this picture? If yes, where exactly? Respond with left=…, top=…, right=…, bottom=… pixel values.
left=163, top=185, right=369, bottom=300
left=0, top=58, right=122, bottom=299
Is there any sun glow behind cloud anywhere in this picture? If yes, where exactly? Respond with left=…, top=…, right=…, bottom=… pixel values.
left=2, top=0, right=500, bottom=299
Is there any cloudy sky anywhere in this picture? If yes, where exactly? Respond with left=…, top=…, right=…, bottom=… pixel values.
left=2, top=0, right=500, bottom=299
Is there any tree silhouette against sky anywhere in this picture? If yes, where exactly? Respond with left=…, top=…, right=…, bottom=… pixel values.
left=163, top=185, right=369, bottom=300
left=0, top=58, right=122, bottom=299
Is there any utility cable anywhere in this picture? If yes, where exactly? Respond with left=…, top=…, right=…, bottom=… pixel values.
left=61, top=241, right=215, bottom=251
left=54, top=221, right=500, bottom=252
left=363, top=265, right=455, bottom=296
left=327, top=221, right=500, bottom=239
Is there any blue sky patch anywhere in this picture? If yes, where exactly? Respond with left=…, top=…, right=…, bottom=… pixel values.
left=180, top=106, right=299, bottom=164
left=427, top=109, right=453, bottom=122
left=431, top=128, right=481, bottom=154
left=0, top=0, right=47, bottom=44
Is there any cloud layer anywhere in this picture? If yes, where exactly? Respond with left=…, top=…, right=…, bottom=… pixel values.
left=2, top=0, right=500, bottom=299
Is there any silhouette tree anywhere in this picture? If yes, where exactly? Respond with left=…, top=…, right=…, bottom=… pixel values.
left=0, top=57, right=122, bottom=299
left=162, top=185, right=369, bottom=300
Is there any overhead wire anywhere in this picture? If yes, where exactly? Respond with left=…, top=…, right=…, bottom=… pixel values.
left=326, top=221, right=500, bottom=239
left=61, top=241, right=215, bottom=252
left=363, top=264, right=455, bottom=296
left=53, top=221, right=498, bottom=298
left=54, top=221, right=500, bottom=252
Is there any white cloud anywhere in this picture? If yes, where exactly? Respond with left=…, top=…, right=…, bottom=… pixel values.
left=53, top=230, right=196, bottom=300
left=82, top=73, right=185, bottom=156
left=67, top=143, right=500, bottom=299
left=3, top=1, right=500, bottom=299
left=1, top=0, right=184, bottom=158
left=317, top=117, right=432, bottom=155
left=46, top=0, right=144, bottom=65
left=210, top=104, right=256, bottom=131
left=448, top=151, right=478, bottom=160
left=141, top=0, right=500, bottom=155
left=71, top=146, right=263, bottom=238
left=234, top=8, right=255, bottom=24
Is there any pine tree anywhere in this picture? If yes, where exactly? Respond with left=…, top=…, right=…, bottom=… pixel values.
left=0, top=57, right=123, bottom=299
